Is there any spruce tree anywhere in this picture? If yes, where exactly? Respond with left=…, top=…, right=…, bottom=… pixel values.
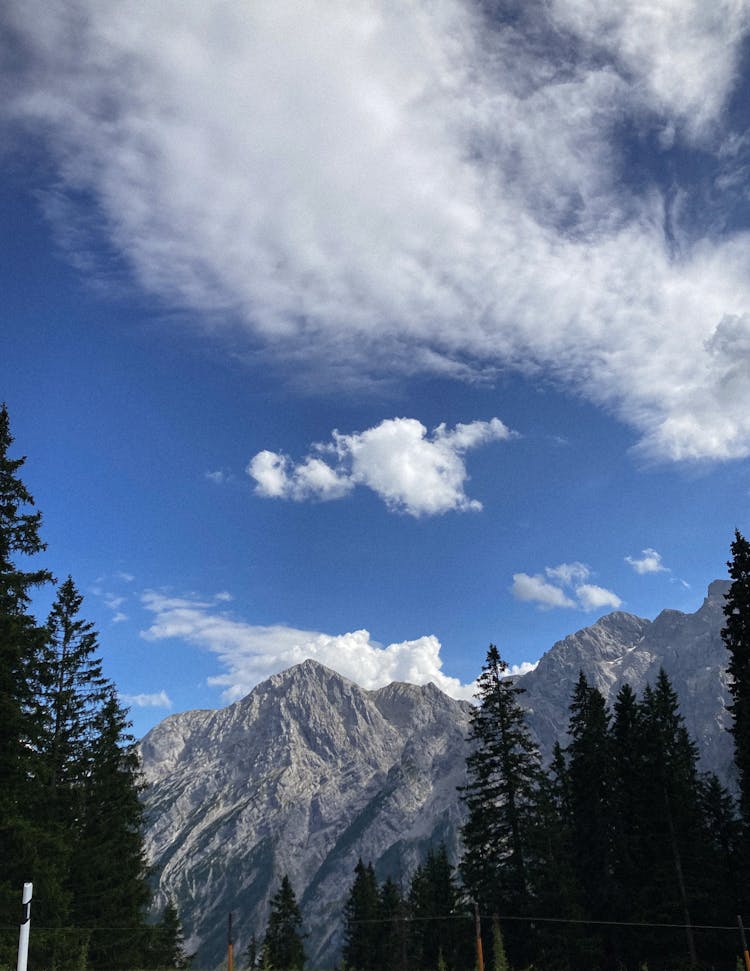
left=73, top=687, right=152, bottom=969
left=723, top=529, right=750, bottom=826
left=459, top=644, right=544, bottom=966
left=0, top=403, right=56, bottom=929
left=342, top=860, right=380, bottom=971
left=262, top=875, right=305, bottom=971
left=150, top=897, right=189, bottom=969
left=378, top=877, right=406, bottom=971
left=566, top=673, right=614, bottom=967
left=408, top=845, right=466, bottom=971
left=35, top=577, right=110, bottom=795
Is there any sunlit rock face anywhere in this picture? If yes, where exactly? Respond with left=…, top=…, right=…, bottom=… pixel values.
left=140, top=582, right=733, bottom=968
left=140, top=661, right=472, bottom=968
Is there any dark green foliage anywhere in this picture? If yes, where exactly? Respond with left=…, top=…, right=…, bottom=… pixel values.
left=459, top=644, right=544, bottom=966
left=566, top=672, right=614, bottom=967
left=724, top=530, right=750, bottom=826
left=0, top=403, right=56, bottom=927
left=377, top=877, right=407, bottom=971
left=0, top=406, right=155, bottom=970
left=148, top=897, right=189, bottom=969
left=342, top=860, right=381, bottom=971
left=408, top=844, right=469, bottom=971
left=262, top=875, right=305, bottom=971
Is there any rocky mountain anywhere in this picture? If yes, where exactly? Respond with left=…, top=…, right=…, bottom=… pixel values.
left=139, top=581, right=735, bottom=969
left=522, top=579, right=734, bottom=780
left=140, top=660, right=471, bottom=968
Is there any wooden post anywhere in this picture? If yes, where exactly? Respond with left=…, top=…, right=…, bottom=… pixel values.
left=228, top=911, right=234, bottom=971
left=738, top=915, right=750, bottom=971
left=16, top=883, right=32, bottom=971
left=474, top=901, right=484, bottom=971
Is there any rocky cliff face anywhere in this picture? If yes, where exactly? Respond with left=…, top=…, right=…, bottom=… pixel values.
left=521, top=580, right=734, bottom=779
left=140, top=660, right=471, bottom=968
left=139, top=582, right=735, bottom=968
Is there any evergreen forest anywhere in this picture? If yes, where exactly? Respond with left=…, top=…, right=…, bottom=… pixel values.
left=5, top=399, right=750, bottom=971
left=0, top=405, right=186, bottom=971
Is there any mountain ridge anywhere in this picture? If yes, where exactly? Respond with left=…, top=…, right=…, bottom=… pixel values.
left=139, top=581, right=734, bottom=968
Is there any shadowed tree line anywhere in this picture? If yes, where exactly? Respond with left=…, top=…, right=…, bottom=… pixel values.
left=0, top=404, right=187, bottom=970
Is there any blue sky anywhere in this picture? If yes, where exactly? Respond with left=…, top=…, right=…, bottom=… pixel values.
left=3, top=0, right=750, bottom=737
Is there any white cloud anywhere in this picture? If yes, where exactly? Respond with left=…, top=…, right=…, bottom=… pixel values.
left=625, top=547, right=669, bottom=574
left=511, top=573, right=577, bottom=609
left=140, top=590, right=479, bottom=701
left=545, top=562, right=591, bottom=586
left=122, top=690, right=173, bottom=709
left=248, top=417, right=514, bottom=516
left=512, top=561, right=622, bottom=611
left=575, top=583, right=623, bottom=610
left=5, top=2, right=750, bottom=460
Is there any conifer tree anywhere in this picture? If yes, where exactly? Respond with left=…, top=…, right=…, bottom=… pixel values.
left=342, top=860, right=380, bottom=971
left=0, top=403, right=56, bottom=927
left=408, top=845, right=466, bottom=971
left=73, top=688, right=152, bottom=969
left=150, top=897, right=189, bottom=969
left=378, top=877, right=406, bottom=971
left=638, top=671, right=704, bottom=968
left=36, top=577, right=110, bottom=795
left=460, top=644, right=544, bottom=966
left=723, top=529, right=750, bottom=826
left=262, top=875, right=305, bottom=971
left=566, top=673, right=614, bottom=967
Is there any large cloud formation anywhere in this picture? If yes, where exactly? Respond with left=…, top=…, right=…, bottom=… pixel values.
left=4, top=1, right=750, bottom=459
left=139, top=590, right=515, bottom=701
left=248, top=416, right=514, bottom=516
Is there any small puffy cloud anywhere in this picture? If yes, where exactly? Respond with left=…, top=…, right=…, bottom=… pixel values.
left=140, top=590, right=478, bottom=701
left=248, top=417, right=514, bottom=516
left=576, top=584, right=623, bottom=611
left=545, top=562, right=591, bottom=586
left=511, top=573, right=577, bottom=609
left=507, top=660, right=539, bottom=677
left=122, top=690, right=173, bottom=709
left=512, top=562, right=622, bottom=611
left=625, top=548, right=669, bottom=574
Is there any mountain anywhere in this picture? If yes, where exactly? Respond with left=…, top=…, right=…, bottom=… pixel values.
left=139, top=660, right=471, bottom=968
left=139, top=581, right=735, bottom=968
left=521, top=579, right=734, bottom=780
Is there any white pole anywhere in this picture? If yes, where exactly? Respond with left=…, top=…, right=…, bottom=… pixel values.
left=16, top=882, right=32, bottom=971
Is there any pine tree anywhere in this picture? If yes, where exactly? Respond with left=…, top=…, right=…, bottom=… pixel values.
left=459, top=644, right=544, bottom=967
left=723, top=529, right=750, bottom=826
left=73, top=687, right=152, bottom=969
left=638, top=672, right=704, bottom=969
left=150, top=897, right=189, bottom=969
left=262, top=875, right=305, bottom=971
left=342, top=860, right=380, bottom=971
left=0, top=403, right=56, bottom=930
left=566, top=673, right=614, bottom=967
left=35, top=577, right=110, bottom=795
left=378, top=877, right=407, bottom=971
left=408, top=845, right=466, bottom=971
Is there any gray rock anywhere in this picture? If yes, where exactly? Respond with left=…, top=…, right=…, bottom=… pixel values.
left=139, top=582, right=735, bottom=969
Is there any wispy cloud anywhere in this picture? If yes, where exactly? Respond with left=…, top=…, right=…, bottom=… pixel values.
left=4, top=2, right=750, bottom=462
left=512, top=562, right=622, bottom=611
left=122, top=690, right=172, bottom=709
left=625, top=548, right=669, bottom=574
left=248, top=417, right=515, bottom=516
left=139, top=590, right=486, bottom=701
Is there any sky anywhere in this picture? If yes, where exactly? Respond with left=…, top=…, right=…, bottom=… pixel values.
left=3, top=0, right=750, bottom=738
